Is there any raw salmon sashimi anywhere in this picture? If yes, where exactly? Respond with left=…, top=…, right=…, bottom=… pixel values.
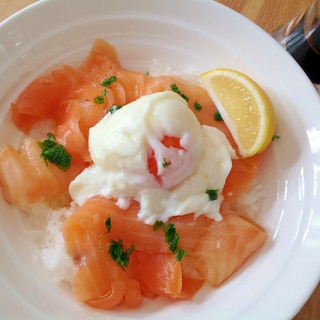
left=62, top=196, right=266, bottom=308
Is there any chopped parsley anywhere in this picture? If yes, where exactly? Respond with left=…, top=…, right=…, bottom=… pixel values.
left=94, top=76, right=117, bottom=104
left=170, top=83, right=189, bottom=102
left=99, top=215, right=112, bottom=251
left=105, top=215, right=112, bottom=233
left=153, top=221, right=187, bottom=261
left=94, top=95, right=105, bottom=104
left=214, top=110, right=223, bottom=121
left=101, top=75, right=117, bottom=87
left=175, top=248, right=187, bottom=261
left=37, top=133, right=71, bottom=171
left=109, top=239, right=135, bottom=269
left=272, top=134, right=280, bottom=141
left=100, top=216, right=134, bottom=269
left=162, top=158, right=171, bottom=168
left=206, top=189, right=218, bottom=201
left=194, top=101, right=203, bottom=111
left=108, top=105, right=123, bottom=114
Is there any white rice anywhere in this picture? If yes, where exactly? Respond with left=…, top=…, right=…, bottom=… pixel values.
left=235, top=182, right=266, bottom=219
left=21, top=201, right=77, bottom=282
left=223, top=180, right=266, bottom=220
left=147, top=59, right=200, bottom=83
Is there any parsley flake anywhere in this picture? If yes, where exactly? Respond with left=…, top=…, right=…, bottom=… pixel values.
left=272, top=134, right=280, bottom=141
left=94, top=76, right=117, bottom=104
left=109, top=239, right=135, bottom=269
left=153, top=220, right=166, bottom=232
left=100, top=216, right=134, bottom=269
left=162, top=158, right=171, bottom=168
left=99, top=215, right=112, bottom=252
left=37, top=133, right=71, bottom=171
left=194, top=101, right=203, bottom=111
left=105, top=215, right=112, bottom=233
left=108, top=105, right=123, bottom=114
left=153, top=221, right=187, bottom=261
left=206, top=189, right=219, bottom=201
left=175, top=247, right=188, bottom=261
left=94, top=96, right=105, bottom=104
left=101, top=75, right=117, bottom=87
left=170, top=83, right=189, bottom=102
left=214, top=110, right=223, bottom=121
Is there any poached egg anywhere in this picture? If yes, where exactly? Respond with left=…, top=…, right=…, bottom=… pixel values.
left=69, top=91, right=235, bottom=224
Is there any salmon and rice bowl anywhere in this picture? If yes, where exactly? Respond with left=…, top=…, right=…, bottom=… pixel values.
left=0, top=38, right=276, bottom=310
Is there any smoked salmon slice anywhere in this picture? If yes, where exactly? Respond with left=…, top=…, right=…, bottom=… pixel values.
left=0, top=39, right=269, bottom=310
left=62, top=196, right=267, bottom=308
left=0, top=137, right=85, bottom=206
left=11, top=66, right=87, bottom=134
left=189, top=214, right=267, bottom=287
left=5, top=38, right=258, bottom=207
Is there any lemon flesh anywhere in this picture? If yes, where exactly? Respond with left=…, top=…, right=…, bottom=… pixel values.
left=199, top=68, right=276, bottom=157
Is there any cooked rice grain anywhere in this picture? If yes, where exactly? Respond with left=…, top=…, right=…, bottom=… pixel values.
left=22, top=201, right=77, bottom=282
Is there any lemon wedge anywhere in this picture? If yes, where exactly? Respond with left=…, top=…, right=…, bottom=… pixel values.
left=199, top=68, right=276, bottom=157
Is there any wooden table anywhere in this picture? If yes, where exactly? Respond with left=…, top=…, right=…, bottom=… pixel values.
left=1, top=1, right=319, bottom=319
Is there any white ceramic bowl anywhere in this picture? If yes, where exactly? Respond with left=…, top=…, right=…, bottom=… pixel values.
left=0, top=0, right=320, bottom=319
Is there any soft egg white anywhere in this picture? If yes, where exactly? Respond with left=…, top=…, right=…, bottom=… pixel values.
left=69, top=91, right=236, bottom=224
